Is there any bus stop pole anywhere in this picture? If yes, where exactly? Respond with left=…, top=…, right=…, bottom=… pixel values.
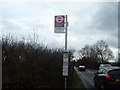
left=65, top=15, right=68, bottom=90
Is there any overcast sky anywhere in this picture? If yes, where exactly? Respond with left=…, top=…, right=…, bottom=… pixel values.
left=1, top=0, right=119, bottom=58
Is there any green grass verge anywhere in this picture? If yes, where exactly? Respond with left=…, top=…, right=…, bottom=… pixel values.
left=71, top=70, right=86, bottom=90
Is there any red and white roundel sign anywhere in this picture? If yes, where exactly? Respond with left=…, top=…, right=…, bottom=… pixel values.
left=55, top=15, right=64, bottom=24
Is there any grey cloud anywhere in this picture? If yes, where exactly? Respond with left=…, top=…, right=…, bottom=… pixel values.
left=118, top=1, right=120, bottom=48
left=2, top=2, right=118, bottom=56
left=2, top=19, right=22, bottom=32
left=91, top=2, right=118, bottom=49
left=69, top=2, right=118, bottom=50
left=91, top=2, right=118, bottom=32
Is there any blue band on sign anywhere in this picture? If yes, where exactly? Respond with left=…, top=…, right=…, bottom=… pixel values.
left=55, top=24, right=64, bottom=27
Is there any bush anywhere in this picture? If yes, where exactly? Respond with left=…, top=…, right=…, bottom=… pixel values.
left=2, top=36, right=65, bottom=88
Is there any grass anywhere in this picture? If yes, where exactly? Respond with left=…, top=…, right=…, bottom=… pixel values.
left=71, top=70, right=86, bottom=90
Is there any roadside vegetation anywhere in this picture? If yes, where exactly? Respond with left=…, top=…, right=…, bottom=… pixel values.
left=76, top=40, right=118, bottom=69
left=71, top=70, right=86, bottom=89
left=118, top=51, right=120, bottom=66
left=2, top=35, right=75, bottom=88
left=2, top=34, right=119, bottom=88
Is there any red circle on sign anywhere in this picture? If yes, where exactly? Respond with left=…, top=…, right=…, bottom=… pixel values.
left=55, top=15, right=64, bottom=24
left=56, top=16, right=64, bottom=23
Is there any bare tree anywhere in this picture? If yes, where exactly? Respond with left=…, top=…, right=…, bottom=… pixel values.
left=118, top=49, right=120, bottom=65
left=78, top=45, right=91, bottom=58
left=78, top=45, right=99, bottom=68
left=78, top=40, right=114, bottom=69
left=94, top=40, right=114, bottom=63
left=78, top=45, right=98, bottom=59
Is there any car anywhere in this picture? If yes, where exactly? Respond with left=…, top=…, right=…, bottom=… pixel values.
left=78, top=65, right=86, bottom=71
left=94, top=66, right=120, bottom=89
left=99, top=64, right=112, bottom=70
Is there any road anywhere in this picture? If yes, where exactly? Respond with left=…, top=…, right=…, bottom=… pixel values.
left=75, top=67, right=97, bottom=90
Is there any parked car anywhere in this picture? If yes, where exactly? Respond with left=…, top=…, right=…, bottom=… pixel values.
left=94, top=66, right=120, bottom=89
left=78, top=65, right=86, bottom=71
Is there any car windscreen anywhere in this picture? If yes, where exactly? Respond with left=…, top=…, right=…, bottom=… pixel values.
left=108, top=69, right=120, bottom=79
left=103, top=64, right=111, bottom=67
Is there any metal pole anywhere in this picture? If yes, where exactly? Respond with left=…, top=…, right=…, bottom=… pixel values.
left=65, top=15, right=68, bottom=90
left=65, top=77, right=67, bottom=90
left=65, top=15, right=68, bottom=51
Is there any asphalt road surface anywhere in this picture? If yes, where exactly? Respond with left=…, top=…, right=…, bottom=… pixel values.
left=75, top=67, right=97, bottom=90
